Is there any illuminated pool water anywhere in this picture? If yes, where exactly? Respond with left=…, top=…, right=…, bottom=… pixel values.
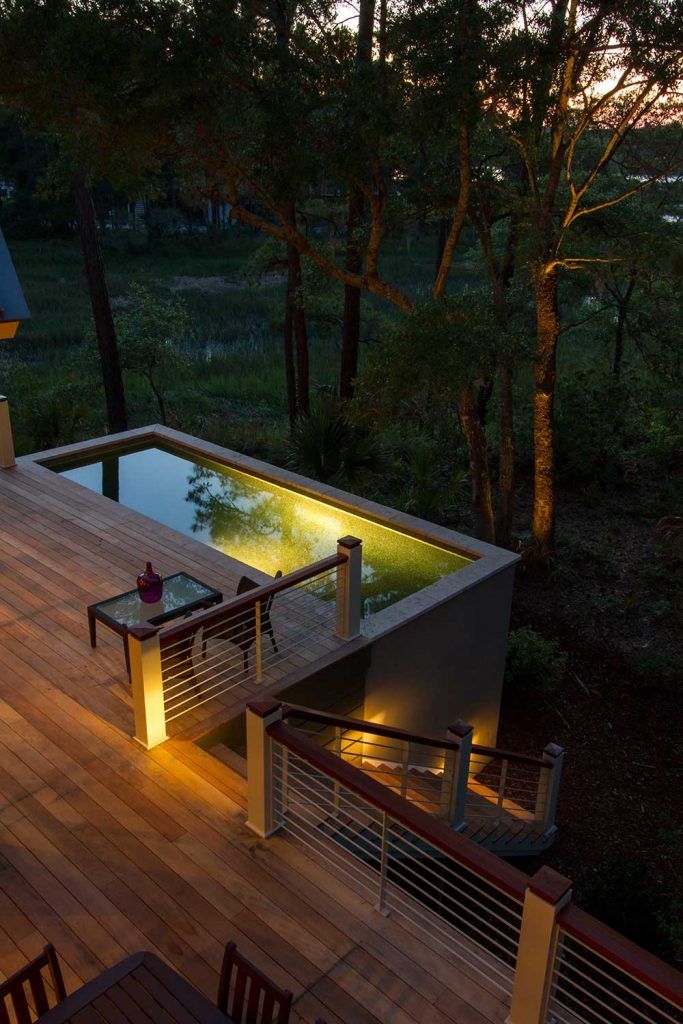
left=52, top=444, right=471, bottom=615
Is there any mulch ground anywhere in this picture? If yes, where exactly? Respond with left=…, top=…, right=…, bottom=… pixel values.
left=493, top=482, right=682, bottom=960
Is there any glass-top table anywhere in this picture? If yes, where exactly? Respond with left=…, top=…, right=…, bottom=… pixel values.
left=87, top=572, right=223, bottom=675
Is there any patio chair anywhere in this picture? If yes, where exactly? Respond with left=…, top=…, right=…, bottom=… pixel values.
left=0, top=944, right=67, bottom=1023
left=217, top=941, right=292, bottom=1023
left=203, top=571, right=282, bottom=674
left=261, top=569, right=282, bottom=657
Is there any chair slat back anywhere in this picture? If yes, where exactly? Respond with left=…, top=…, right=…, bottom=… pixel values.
left=0, top=946, right=66, bottom=1023
left=265, top=571, right=282, bottom=616
left=217, top=942, right=292, bottom=1024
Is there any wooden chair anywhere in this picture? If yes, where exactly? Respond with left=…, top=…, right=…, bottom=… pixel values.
left=0, top=944, right=66, bottom=1024
left=261, top=569, right=282, bottom=658
left=217, top=941, right=292, bottom=1023
left=203, top=571, right=282, bottom=675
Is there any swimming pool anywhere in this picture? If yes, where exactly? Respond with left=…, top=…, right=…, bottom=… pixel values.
left=50, top=442, right=471, bottom=615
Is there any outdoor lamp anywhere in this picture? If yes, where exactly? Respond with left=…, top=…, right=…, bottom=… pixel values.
left=0, top=227, right=30, bottom=339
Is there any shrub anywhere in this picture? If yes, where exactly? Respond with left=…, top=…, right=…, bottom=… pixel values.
left=505, top=627, right=567, bottom=693
left=114, top=284, right=189, bottom=425
left=286, top=391, right=383, bottom=486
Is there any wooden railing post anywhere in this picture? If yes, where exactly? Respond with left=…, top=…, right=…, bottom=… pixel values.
left=537, top=742, right=564, bottom=830
left=128, top=626, right=168, bottom=749
left=0, top=396, right=16, bottom=468
left=246, top=699, right=284, bottom=838
left=509, top=866, right=572, bottom=1024
left=446, top=720, right=473, bottom=830
left=335, top=536, right=363, bottom=640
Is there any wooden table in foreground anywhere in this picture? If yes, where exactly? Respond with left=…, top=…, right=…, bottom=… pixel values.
left=36, top=951, right=233, bottom=1023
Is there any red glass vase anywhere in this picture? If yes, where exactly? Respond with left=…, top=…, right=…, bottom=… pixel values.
left=137, top=562, right=163, bottom=603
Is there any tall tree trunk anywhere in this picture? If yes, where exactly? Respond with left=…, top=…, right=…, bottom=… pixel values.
left=271, top=10, right=309, bottom=419
left=435, top=218, right=448, bottom=278
left=286, top=217, right=310, bottom=415
left=283, top=268, right=297, bottom=425
left=470, top=201, right=516, bottom=546
left=73, top=170, right=127, bottom=433
left=340, top=0, right=375, bottom=401
left=532, top=264, right=560, bottom=557
left=459, top=384, right=495, bottom=543
left=497, top=363, right=515, bottom=547
left=495, top=214, right=519, bottom=548
left=613, top=270, right=636, bottom=380
left=340, top=187, right=364, bottom=400
left=433, top=130, right=471, bottom=300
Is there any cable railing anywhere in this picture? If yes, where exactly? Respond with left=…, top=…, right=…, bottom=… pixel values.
left=547, top=907, right=683, bottom=1024
left=268, top=719, right=526, bottom=999
left=159, top=564, right=341, bottom=723
left=465, top=745, right=554, bottom=837
left=280, top=704, right=563, bottom=850
left=245, top=700, right=683, bottom=1024
left=126, top=537, right=363, bottom=747
left=283, top=706, right=460, bottom=816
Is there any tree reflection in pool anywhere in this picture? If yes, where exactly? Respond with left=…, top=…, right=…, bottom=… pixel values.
left=55, top=444, right=471, bottom=617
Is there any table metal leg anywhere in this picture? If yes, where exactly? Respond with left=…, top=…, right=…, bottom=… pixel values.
left=88, top=611, right=97, bottom=648
left=123, top=635, right=132, bottom=683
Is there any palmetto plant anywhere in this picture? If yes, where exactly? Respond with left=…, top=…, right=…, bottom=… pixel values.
left=286, top=390, right=383, bottom=486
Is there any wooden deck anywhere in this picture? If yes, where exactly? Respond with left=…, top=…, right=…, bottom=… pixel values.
left=0, top=459, right=508, bottom=1024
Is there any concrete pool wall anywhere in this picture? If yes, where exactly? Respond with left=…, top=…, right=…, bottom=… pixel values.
left=29, top=423, right=519, bottom=747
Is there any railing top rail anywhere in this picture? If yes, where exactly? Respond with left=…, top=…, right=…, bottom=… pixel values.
left=158, top=552, right=347, bottom=645
left=470, top=743, right=553, bottom=770
left=282, top=703, right=462, bottom=752
left=267, top=718, right=528, bottom=902
left=558, top=903, right=683, bottom=1009
left=282, top=702, right=552, bottom=768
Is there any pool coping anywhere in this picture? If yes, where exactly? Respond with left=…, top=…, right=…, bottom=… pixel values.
left=23, top=424, right=520, bottom=639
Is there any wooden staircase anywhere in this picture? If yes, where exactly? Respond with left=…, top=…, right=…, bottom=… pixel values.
left=206, top=703, right=564, bottom=858
left=357, top=758, right=558, bottom=856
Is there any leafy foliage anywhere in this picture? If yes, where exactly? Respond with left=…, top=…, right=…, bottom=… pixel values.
left=286, top=390, right=383, bottom=485
left=114, top=284, right=188, bottom=424
left=505, top=627, right=567, bottom=694
left=354, top=292, right=504, bottom=423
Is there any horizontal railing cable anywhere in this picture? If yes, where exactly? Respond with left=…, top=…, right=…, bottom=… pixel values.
left=159, top=570, right=339, bottom=666
left=284, top=710, right=551, bottom=831
left=547, top=929, right=682, bottom=1024
left=270, top=734, right=525, bottom=998
left=279, top=755, right=521, bottom=933
left=157, top=561, right=343, bottom=724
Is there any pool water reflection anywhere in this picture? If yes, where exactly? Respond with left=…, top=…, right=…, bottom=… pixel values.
left=54, top=445, right=471, bottom=616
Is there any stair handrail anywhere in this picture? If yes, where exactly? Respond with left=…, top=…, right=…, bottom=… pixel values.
left=267, top=716, right=528, bottom=899
left=282, top=703, right=462, bottom=751
left=557, top=903, right=683, bottom=1008
left=282, top=702, right=553, bottom=769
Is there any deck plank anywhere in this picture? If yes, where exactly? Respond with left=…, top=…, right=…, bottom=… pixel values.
left=0, top=460, right=509, bottom=1024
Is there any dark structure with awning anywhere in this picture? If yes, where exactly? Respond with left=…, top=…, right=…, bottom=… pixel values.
left=0, top=228, right=30, bottom=339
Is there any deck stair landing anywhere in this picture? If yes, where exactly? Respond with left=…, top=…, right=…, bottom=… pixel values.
left=277, top=706, right=564, bottom=857
left=337, top=757, right=557, bottom=856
